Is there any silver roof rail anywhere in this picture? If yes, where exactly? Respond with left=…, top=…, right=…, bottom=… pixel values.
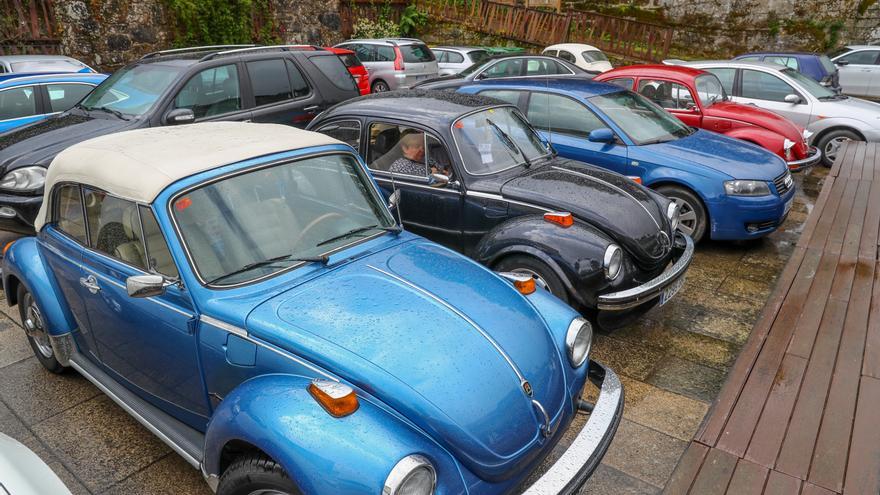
left=199, top=45, right=324, bottom=62
left=141, top=45, right=259, bottom=60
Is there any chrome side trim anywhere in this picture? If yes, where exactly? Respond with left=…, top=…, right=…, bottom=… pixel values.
left=200, top=315, right=247, bottom=338
left=68, top=357, right=201, bottom=469
left=373, top=176, right=461, bottom=194
left=597, top=233, right=694, bottom=311
left=466, top=190, right=552, bottom=212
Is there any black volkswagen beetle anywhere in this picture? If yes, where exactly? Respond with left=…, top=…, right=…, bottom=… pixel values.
left=308, top=91, right=693, bottom=328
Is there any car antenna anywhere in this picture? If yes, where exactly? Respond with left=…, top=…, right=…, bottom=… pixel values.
left=545, top=77, right=553, bottom=149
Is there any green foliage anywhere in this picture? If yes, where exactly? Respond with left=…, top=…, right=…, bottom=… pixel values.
left=399, top=5, right=428, bottom=37
left=858, top=0, right=877, bottom=15
left=352, top=17, right=400, bottom=38
left=780, top=17, right=845, bottom=51
left=163, top=0, right=279, bottom=47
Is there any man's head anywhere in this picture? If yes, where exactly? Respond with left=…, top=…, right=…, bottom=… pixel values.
left=399, top=131, right=425, bottom=161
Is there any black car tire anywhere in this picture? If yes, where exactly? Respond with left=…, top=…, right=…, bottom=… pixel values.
left=654, top=185, right=707, bottom=242
left=372, top=80, right=390, bottom=93
left=495, top=255, right=569, bottom=304
left=217, top=454, right=301, bottom=495
left=816, top=129, right=860, bottom=167
left=17, top=284, right=66, bottom=374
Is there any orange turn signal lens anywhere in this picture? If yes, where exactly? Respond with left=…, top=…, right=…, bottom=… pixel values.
left=543, top=211, right=573, bottom=228
left=627, top=176, right=642, bottom=184
left=2, top=241, right=14, bottom=256
left=514, top=277, right=536, bottom=295
left=308, top=379, right=359, bottom=418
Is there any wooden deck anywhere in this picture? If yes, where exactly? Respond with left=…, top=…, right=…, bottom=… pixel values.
left=664, top=141, right=880, bottom=495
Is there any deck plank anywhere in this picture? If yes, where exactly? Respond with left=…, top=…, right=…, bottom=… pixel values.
left=726, top=459, right=769, bottom=495
left=843, top=376, right=880, bottom=494
left=688, top=448, right=738, bottom=494
left=662, top=442, right=708, bottom=495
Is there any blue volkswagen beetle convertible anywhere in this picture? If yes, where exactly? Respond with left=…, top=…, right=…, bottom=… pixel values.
left=2, top=122, right=622, bottom=494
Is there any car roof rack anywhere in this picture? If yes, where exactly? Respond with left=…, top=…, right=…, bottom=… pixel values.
left=198, top=45, right=325, bottom=62
left=140, top=45, right=259, bottom=60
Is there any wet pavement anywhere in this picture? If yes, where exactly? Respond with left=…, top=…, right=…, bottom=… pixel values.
left=0, top=168, right=826, bottom=494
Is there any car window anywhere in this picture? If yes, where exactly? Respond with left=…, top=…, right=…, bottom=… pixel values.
left=174, top=64, right=241, bottom=118
left=447, top=51, right=465, bottom=64
left=637, top=79, right=695, bottom=109
left=695, top=74, right=726, bottom=106
left=367, top=122, right=449, bottom=177
left=139, top=205, right=178, bottom=278
left=583, top=50, right=609, bottom=63
left=819, top=55, right=836, bottom=74
left=401, top=44, right=435, bottom=63
left=83, top=189, right=148, bottom=270
left=528, top=92, right=605, bottom=138
left=606, top=77, right=634, bottom=89
left=308, top=55, right=356, bottom=92
left=376, top=45, right=395, bottom=62
left=336, top=52, right=363, bottom=68
left=46, top=83, right=94, bottom=113
left=738, top=56, right=762, bottom=62
left=0, top=86, right=36, bottom=120
left=525, top=58, right=567, bottom=76
left=80, top=63, right=183, bottom=116
left=468, top=50, right=490, bottom=64
left=454, top=106, right=550, bottom=175
left=741, top=69, right=796, bottom=102
left=482, top=59, right=523, bottom=78
left=705, top=68, right=736, bottom=94
left=766, top=56, right=799, bottom=70
left=479, top=89, right=522, bottom=106
left=247, top=59, right=295, bottom=106
left=55, top=184, right=87, bottom=244
left=558, top=50, right=576, bottom=63
left=351, top=44, right=375, bottom=62
left=434, top=50, right=447, bottom=63
left=10, top=59, right=85, bottom=72
left=316, top=119, right=361, bottom=150
left=838, top=50, right=880, bottom=65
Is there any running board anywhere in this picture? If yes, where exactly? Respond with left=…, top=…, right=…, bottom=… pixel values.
left=69, top=352, right=205, bottom=468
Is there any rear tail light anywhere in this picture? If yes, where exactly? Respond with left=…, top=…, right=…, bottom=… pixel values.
left=393, top=46, right=405, bottom=71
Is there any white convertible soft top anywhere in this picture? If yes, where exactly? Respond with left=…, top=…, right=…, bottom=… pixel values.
left=34, top=122, right=341, bottom=231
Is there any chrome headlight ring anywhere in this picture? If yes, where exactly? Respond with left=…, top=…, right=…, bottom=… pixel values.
left=666, top=201, right=680, bottom=232
left=603, top=244, right=622, bottom=280
left=383, top=454, right=436, bottom=495
left=0, top=166, right=46, bottom=191
left=565, top=317, right=593, bottom=368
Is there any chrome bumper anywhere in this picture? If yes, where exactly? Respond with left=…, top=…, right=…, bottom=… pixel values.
left=522, top=361, right=623, bottom=495
left=786, top=146, right=822, bottom=172
left=597, top=232, right=694, bottom=311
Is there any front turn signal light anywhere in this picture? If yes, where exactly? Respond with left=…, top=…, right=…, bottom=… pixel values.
left=513, top=276, right=536, bottom=295
left=544, top=211, right=573, bottom=228
left=2, top=240, right=14, bottom=256
left=308, top=379, right=359, bottom=418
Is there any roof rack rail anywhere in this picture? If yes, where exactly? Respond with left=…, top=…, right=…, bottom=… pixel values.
left=199, top=45, right=325, bottom=62
left=141, top=45, right=258, bottom=60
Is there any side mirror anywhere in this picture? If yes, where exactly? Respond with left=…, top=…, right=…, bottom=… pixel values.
left=164, top=108, right=195, bottom=125
left=387, top=189, right=401, bottom=210
left=429, top=173, right=450, bottom=188
left=784, top=94, right=802, bottom=104
left=588, top=128, right=615, bottom=143
left=836, top=60, right=849, bottom=66
left=126, top=274, right=166, bottom=298
left=686, top=102, right=699, bottom=112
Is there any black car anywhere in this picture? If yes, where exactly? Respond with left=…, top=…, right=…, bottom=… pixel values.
left=411, top=54, right=594, bottom=91
left=0, top=44, right=359, bottom=234
left=309, top=91, right=693, bottom=328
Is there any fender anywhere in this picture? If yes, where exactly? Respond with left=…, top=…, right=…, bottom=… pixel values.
left=724, top=127, right=785, bottom=156
left=475, top=215, right=611, bottom=307
left=203, top=374, right=466, bottom=494
left=2, top=237, right=77, bottom=337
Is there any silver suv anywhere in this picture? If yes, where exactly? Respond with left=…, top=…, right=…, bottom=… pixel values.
left=334, top=38, right=438, bottom=92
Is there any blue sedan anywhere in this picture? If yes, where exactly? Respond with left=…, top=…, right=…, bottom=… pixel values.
left=458, top=78, right=796, bottom=241
left=0, top=72, right=106, bottom=133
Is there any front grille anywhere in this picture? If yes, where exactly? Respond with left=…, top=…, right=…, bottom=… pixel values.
left=774, top=171, right=792, bottom=195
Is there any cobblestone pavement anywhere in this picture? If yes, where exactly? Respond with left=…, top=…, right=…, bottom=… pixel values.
left=0, top=168, right=825, bottom=494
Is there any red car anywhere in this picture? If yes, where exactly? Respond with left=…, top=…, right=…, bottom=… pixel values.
left=595, top=65, right=821, bottom=171
left=324, top=46, right=370, bottom=95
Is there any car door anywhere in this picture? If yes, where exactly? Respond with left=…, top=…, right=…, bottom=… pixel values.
left=362, top=120, right=463, bottom=250
left=636, top=78, right=702, bottom=127
left=735, top=68, right=811, bottom=127
left=244, top=56, right=319, bottom=127
left=0, top=84, right=43, bottom=133
left=835, top=49, right=880, bottom=96
left=478, top=58, right=525, bottom=80
left=524, top=90, right=630, bottom=175
left=77, top=189, right=209, bottom=420
left=168, top=62, right=252, bottom=124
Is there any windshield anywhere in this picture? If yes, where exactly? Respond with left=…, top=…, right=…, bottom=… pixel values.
left=819, top=55, right=836, bottom=74
left=453, top=106, right=550, bottom=175
left=695, top=74, right=727, bottom=106
left=79, top=63, right=183, bottom=116
left=11, top=59, right=87, bottom=72
left=582, top=50, right=608, bottom=63
left=459, top=60, right=487, bottom=77
left=781, top=67, right=836, bottom=99
left=468, top=50, right=490, bottom=64
left=173, top=153, right=395, bottom=286
left=828, top=47, right=852, bottom=59
left=590, top=90, right=693, bottom=145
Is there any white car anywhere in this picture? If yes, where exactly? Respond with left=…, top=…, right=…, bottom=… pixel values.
left=670, top=59, right=880, bottom=166
left=431, top=46, right=491, bottom=75
left=0, top=432, right=71, bottom=495
left=542, top=43, right=612, bottom=73
left=0, top=55, right=95, bottom=74
left=829, top=45, right=880, bottom=98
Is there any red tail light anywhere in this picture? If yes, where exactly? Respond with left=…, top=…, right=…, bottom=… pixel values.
left=393, top=46, right=405, bottom=71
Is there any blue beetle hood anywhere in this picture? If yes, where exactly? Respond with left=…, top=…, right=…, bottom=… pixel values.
left=245, top=239, right=571, bottom=481
left=644, top=129, right=787, bottom=180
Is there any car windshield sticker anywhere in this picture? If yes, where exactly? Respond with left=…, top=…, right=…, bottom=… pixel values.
left=175, top=197, right=192, bottom=211
left=479, top=142, right=493, bottom=164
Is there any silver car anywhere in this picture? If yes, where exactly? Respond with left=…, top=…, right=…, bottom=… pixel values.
left=431, top=46, right=491, bottom=75
left=672, top=59, right=880, bottom=166
left=333, top=38, right=438, bottom=92
left=0, top=55, right=95, bottom=74
left=829, top=45, right=880, bottom=98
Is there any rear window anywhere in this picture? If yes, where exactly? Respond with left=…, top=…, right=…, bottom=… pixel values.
left=401, top=44, right=435, bottom=63
left=468, top=50, right=490, bottom=65
left=10, top=59, right=86, bottom=73
left=310, top=55, right=357, bottom=91
left=338, top=53, right=363, bottom=68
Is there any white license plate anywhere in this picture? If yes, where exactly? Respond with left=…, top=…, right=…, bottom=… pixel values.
left=659, top=275, right=686, bottom=306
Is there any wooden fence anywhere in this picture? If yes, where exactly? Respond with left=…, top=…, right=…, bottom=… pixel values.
left=0, top=0, right=61, bottom=55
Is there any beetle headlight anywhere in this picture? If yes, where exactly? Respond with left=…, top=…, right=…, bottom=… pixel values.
left=0, top=166, right=46, bottom=191
left=666, top=202, right=680, bottom=232
left=565, top=317, right=592, bottom=368
left=723, top=180, right=771, bottom=196
left=383, top=455, right=436, bottom=495
left=603, top=244, right=622, bottom=280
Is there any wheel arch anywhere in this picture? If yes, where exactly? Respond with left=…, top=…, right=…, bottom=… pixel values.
left=812, top=125, right=865, bottom=146
left=646, top=180, right=712, bottom=238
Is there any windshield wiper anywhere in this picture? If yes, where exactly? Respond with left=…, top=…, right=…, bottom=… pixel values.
left=315, top=224, right=400, bottom=247
left=77, top=104, right=129, bottom=121
left=486, top=118, right=532, bottom=168
left=208, top=254, right=328, bottom=285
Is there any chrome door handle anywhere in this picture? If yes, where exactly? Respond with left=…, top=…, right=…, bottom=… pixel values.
left=303, top=105, right=320, bottom=112
left=79, top=275, right=100, bottom=294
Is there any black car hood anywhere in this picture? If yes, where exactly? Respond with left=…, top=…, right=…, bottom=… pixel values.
left=0, top=113, right=140, bottom=172
left=500, top=158, right=673, bottom=268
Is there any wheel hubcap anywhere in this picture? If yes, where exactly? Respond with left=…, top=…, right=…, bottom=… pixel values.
left=511, top=268, right=550, bottom=292
left=824, top=136, right=851, bottom=162
left=23, top=294, right=52, bottom=359
left=671, top=197, right=697, bottom=237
